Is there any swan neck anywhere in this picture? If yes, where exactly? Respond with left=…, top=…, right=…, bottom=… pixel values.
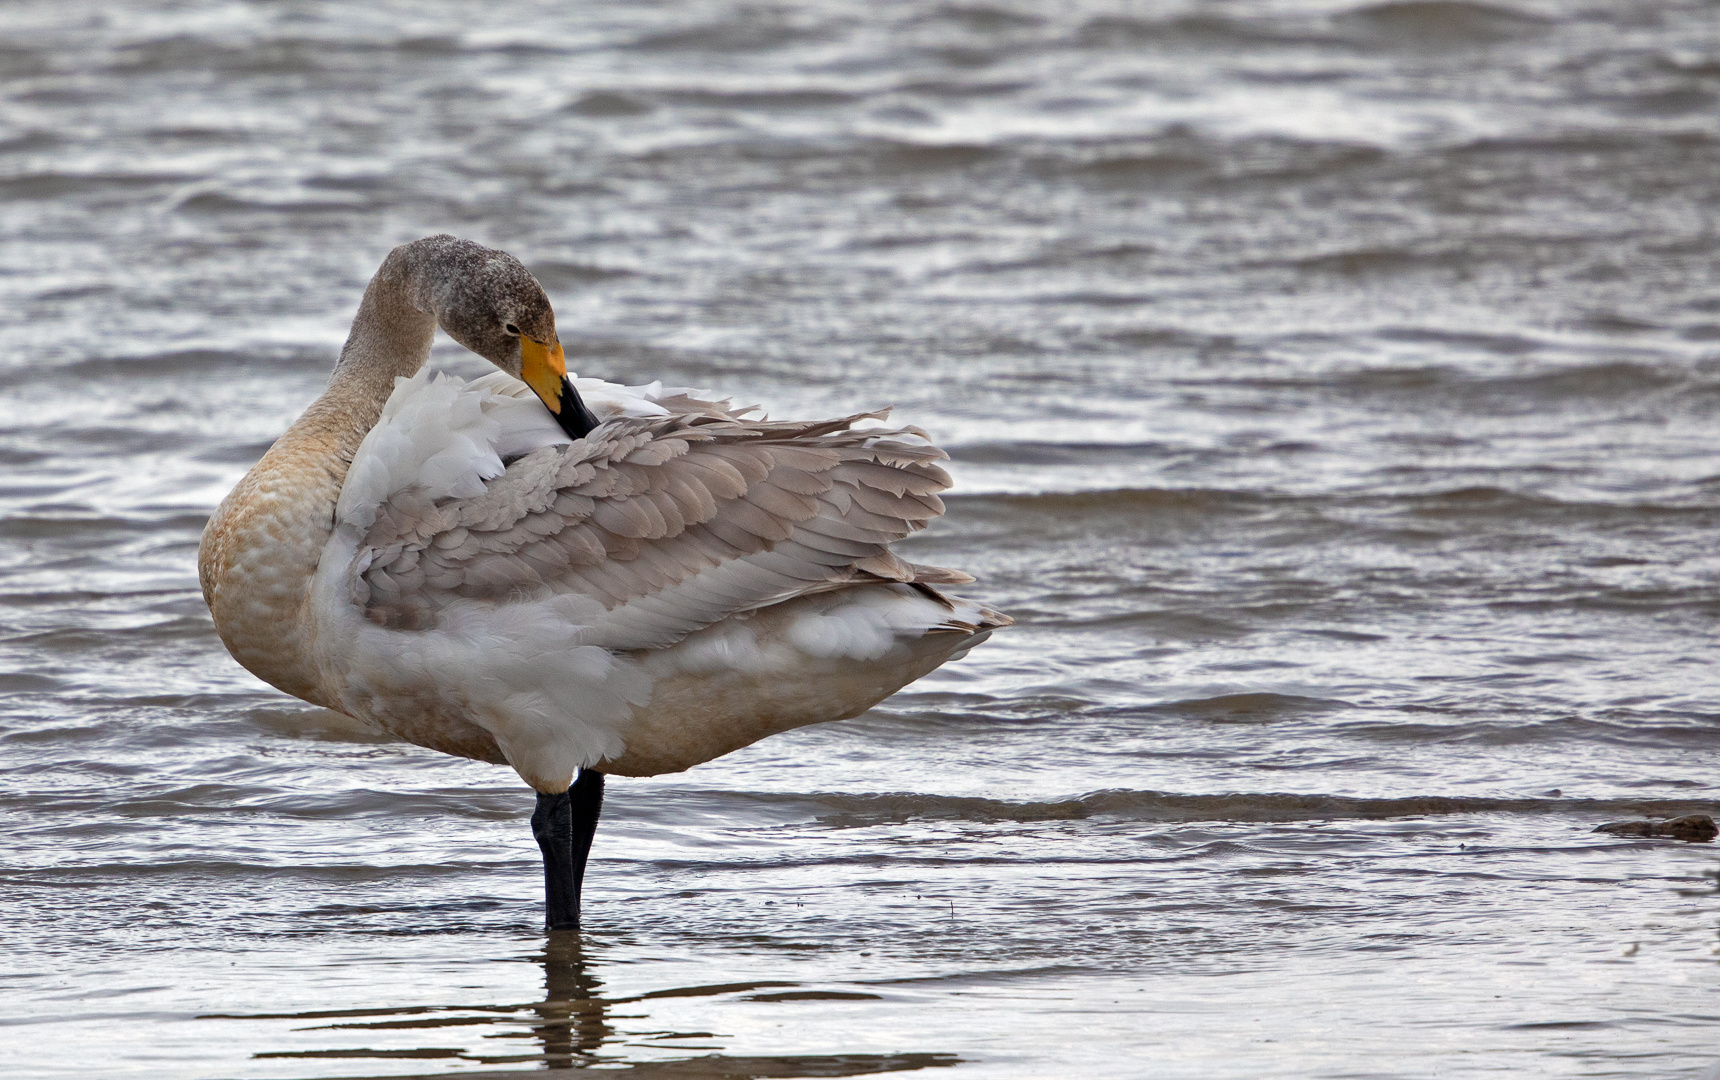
left=197, top=254, right=440, bottom=706
left=324, top=255, right=439, bottom=428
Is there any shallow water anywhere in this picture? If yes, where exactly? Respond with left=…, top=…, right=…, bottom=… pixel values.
left=3, top=1, right=1720, bottom=1076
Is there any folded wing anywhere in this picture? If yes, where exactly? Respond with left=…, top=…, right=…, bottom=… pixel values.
left=355, top=408, right=979, bottom=649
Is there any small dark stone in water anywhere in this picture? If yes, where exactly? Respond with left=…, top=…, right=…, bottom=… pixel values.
left=1593, top=814, right=1717, bottom=842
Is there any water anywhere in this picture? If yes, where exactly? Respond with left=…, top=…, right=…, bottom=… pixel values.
left=3, top=1, right=1719, bottom=1076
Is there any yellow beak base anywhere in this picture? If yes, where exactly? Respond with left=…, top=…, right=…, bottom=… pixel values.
left=520, top=338, right=568, bottom=414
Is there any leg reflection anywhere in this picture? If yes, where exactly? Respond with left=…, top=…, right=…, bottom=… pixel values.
left=532, top=930, right=612, bottom=1068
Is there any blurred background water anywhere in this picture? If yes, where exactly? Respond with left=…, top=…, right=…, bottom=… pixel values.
left=2, top=1, right=1720, bottom=1077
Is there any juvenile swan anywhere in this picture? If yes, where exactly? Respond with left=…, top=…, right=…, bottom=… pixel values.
left=199, top=236, right=1008, bottom=929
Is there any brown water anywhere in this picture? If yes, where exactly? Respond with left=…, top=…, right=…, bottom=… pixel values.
left=3, top=1, right=1720, bottom=1077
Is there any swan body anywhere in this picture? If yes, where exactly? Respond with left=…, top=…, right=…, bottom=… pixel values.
left=200, top=237, right=1008, bottom=820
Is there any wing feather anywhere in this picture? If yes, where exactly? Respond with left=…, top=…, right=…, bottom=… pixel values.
left=355, top=409, right=964, bottom=646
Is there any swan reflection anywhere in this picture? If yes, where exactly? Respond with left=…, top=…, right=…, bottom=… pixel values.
left=227, top=934, right=953, bottom=1076
left=517, top=930, right=611, bottom=1067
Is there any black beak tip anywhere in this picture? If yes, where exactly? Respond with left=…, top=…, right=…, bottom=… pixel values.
left=555, top=376, right=601, bottom=440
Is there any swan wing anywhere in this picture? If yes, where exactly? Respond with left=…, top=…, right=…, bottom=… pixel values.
left=352, top=404, right=964, bottom=650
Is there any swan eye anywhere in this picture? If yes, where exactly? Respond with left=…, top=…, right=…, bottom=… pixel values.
left=504, top=323, right=522, bottom=336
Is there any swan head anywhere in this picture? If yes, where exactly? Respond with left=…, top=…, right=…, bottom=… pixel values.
left=395, top=235, right=597, bottom=438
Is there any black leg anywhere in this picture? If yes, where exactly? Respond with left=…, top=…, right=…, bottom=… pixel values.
left=566, top=768, right=604, bottom=914
left=531, top=769, right=605, bottom=931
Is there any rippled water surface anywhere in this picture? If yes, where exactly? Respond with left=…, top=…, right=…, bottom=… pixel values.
left=4, top=1, right=1720, bottom=1077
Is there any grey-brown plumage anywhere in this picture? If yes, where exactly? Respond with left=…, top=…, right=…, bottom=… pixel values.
left=383, top=234, right=559, bottom=371
left=358, top=406, right=974, bottom=645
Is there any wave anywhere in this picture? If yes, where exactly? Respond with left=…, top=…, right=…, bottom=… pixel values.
left=732, top=788, right=1714, bottom=827
left=0, top=346, right=329, bottom=390
left=1336, top=2, right=1551, bottom=46
left=1075, top=14, right=1344, bottom=51
left=1076, top=3, right=1549, bottom=54
left=0, top=171, right=195, bottom=201
left=945, top=485, right=1720, bottom=521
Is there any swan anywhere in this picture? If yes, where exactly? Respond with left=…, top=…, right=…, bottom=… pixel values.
left=198, top=235, right=1009, bottom=929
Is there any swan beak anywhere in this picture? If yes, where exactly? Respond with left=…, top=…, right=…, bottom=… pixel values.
left=521, top=337, right=601, bottom=440
left=520, top=337, right=569, bottom=413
